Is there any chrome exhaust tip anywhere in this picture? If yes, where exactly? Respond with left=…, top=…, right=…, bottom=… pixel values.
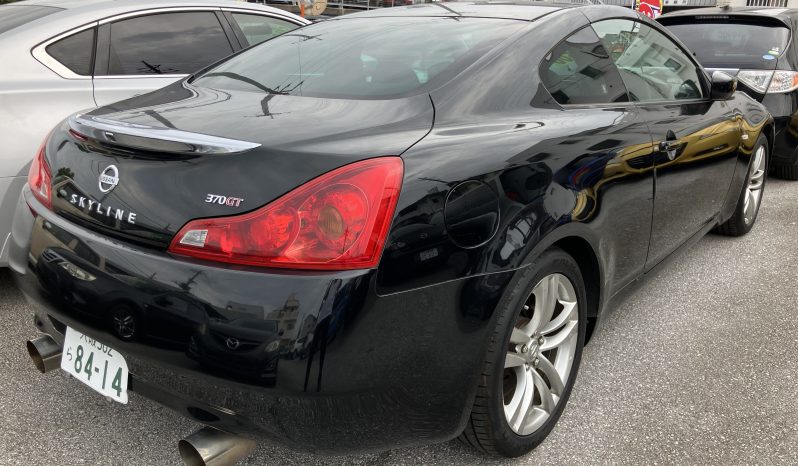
left=26, top=335, right=62, bottom=373
left=178, top=427, right=257, bottom=466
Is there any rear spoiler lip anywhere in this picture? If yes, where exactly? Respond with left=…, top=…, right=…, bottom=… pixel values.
left=658, top=12, right=791, bottom=28
left=67, top=114, right=261, bottom=155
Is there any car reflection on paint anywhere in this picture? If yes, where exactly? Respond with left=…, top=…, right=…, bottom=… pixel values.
left=188, top=317, right=281, bottom=386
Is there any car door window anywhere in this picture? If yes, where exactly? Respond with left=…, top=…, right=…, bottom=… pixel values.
left=592, top=19, right=703, bottom=102
left=106, top=12, right=234, bottom=76
left=540, top=26, right=630, bottom=105
left=230, top=13, right=298, bottom=47
left=46, top=27, right=96, bottom=76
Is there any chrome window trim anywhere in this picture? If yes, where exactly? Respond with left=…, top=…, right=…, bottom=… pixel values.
left=31, top=21, right=98, bottom=80
left=220, top=7, right=310, bottom=26
left=93, top=74, right=188, bottom=80
left=96, top=6, right=220, bottom=25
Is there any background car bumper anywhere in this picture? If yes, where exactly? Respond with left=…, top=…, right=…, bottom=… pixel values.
left=10, top=188, right=508, bottom=453
left=0, top=175, right=28, bottom=267
left=761, top=93, right=798, bottom=167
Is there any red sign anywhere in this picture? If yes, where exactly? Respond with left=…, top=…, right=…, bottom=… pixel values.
left=636, top=0, right=663, bottom=19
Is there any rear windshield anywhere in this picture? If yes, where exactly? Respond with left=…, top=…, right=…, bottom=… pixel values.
left=0, top=5, right=61, bottom=35
left=193, top=17, right=525, bottom=99
left=663, top=20, right=790, bottom=69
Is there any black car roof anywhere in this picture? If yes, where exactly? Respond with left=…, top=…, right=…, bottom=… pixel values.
left=342, top=1, right=609, bottom=21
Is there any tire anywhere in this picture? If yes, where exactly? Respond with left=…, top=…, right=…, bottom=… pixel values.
left=459, top=247, right=587, bottom=457
left=715, top=133, right=768, bottom=237
left=771, top=160, right=798, bottom=180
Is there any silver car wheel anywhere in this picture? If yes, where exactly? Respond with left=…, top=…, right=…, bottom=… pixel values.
left=743, top=144, right=767, bottom=225
left=503, top=273, right=579, bottom=436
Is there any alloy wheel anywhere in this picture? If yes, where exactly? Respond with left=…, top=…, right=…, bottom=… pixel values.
left=743, top=144, right=767, bottom=225
left=503, top=273, right=579, bottom=435
left=113, top=309, right=136, bottom=340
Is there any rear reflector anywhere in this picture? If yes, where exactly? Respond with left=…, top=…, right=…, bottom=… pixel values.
left=169, top=157, right=404, bottom=270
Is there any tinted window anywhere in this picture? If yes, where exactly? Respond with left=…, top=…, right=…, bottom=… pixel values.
left=593, top=20, right=703, bottom=102
left=108, top=12, right=234, bottom=75
left=0, top=5, right=60, bottom=35
left=193, top=17, right=525, bottom=99
left=46, top=28, right=95, bottom=76
left=231, top=13, right=298, bottom=46
left=540, top=26, right=629, bottom=105
left=662, top=20, right=789, bottom=70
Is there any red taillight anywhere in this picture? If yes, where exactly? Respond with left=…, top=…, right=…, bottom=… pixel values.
left=28, top=141, right=52, bottom=209
left=168, top=157, right=404, bottom=270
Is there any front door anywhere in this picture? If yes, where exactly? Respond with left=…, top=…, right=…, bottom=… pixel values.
left=591, top=19, right=742, bottom=268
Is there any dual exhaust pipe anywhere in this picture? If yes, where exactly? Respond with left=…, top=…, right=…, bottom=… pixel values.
left=26, top=334, right=62, bottom=373
left=178, top=428, right=257, bottom=466
left=26, top=335, right=256, bottom=465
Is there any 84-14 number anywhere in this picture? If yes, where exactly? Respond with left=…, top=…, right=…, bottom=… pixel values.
left=66, top=344, right=123, bottom=398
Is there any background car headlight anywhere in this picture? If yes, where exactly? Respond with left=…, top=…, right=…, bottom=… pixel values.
left=57, top=261, right=96, bottom=281
left=264, top=340, right=280, bottom=353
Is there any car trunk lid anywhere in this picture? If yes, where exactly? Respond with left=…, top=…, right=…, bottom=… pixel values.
left=46, top=84, right=434, bottom=249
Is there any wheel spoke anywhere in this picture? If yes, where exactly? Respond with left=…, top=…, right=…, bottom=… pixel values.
left=505, top=352, right=526, bottom=368
left=505, top=369, right=535, bottom=431
left=531, top=369, right=556, bottom=414
left=743, top=189, right=751, bottom=217
left=525, top=275, right=559, bottom=335
left=541, top=320, right=577, bottom=351
left=541, top=299, right=576, bottom=335
left=747, top=189, right=757, bottom=217
left=536, top=354, right=565, bottom=396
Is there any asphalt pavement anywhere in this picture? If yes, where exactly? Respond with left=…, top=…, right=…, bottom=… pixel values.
left=2, top=179, right=798, bottom=465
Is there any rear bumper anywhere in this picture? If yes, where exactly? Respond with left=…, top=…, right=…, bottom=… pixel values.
left=11, top=188, right=506, bottom=453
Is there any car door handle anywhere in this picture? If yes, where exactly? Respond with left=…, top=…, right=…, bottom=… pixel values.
left=659, top=130, right=680, bottom=161
left=659, top=140, right=680, bottom=152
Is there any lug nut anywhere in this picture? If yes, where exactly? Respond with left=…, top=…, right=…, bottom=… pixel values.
left=533, top=358, right=540, bottom=367
left=538, top=336, right=545, bottom=345
left=521, top=345, right=528, bottom=354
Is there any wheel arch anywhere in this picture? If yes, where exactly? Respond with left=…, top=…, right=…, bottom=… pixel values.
left=550, top=236, right=601, bottom=344
left=761, top=121, right=775, bottom=160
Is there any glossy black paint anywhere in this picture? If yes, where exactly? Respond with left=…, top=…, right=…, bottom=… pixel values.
left=11, top=3, right=772, bottom=454
left=660, top=8, right=798, bottom=169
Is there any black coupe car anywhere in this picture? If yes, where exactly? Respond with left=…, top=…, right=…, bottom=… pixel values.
left=12, top=2, right=772, bottom=462
left=659, top=7, right=798, bottom=179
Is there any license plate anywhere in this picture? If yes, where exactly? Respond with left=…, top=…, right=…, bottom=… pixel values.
left=61, top=327, right=129, bottom=404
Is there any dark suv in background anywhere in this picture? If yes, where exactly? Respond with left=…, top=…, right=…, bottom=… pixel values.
left=659, top=8, right=798, bottom=179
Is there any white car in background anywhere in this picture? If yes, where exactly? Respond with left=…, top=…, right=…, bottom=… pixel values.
left=0, top=0, right=308, bottom=266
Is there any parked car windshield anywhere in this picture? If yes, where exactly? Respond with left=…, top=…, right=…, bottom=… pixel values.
left=0, top=5, right=61, bottom=36
left=663, top=20, right=789, bottom=70
left=193, top=17, right=526, bottom=99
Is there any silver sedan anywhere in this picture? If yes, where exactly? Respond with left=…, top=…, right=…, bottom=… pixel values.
left=0, top=0, right=308, bottom=266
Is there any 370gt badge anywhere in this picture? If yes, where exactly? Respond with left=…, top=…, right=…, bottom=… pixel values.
left=205, top=194, right=244, bottom=207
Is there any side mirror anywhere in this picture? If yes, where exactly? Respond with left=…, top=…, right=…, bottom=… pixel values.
left=710, top=71, right=737, bottom=100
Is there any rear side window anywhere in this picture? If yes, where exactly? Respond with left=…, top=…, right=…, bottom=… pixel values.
left=193, top=17, right=525, bottom=99
left=540, top=26, right=629, bottom=105
left=0, top=5, right=60, bottom=36
left=231, top=13, right=298, bottom=46
left=662, top=19, right=790, bottom=70
left=46, top=28, right=96, bottom=76
left=107, top=12, right=234, bottom=75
